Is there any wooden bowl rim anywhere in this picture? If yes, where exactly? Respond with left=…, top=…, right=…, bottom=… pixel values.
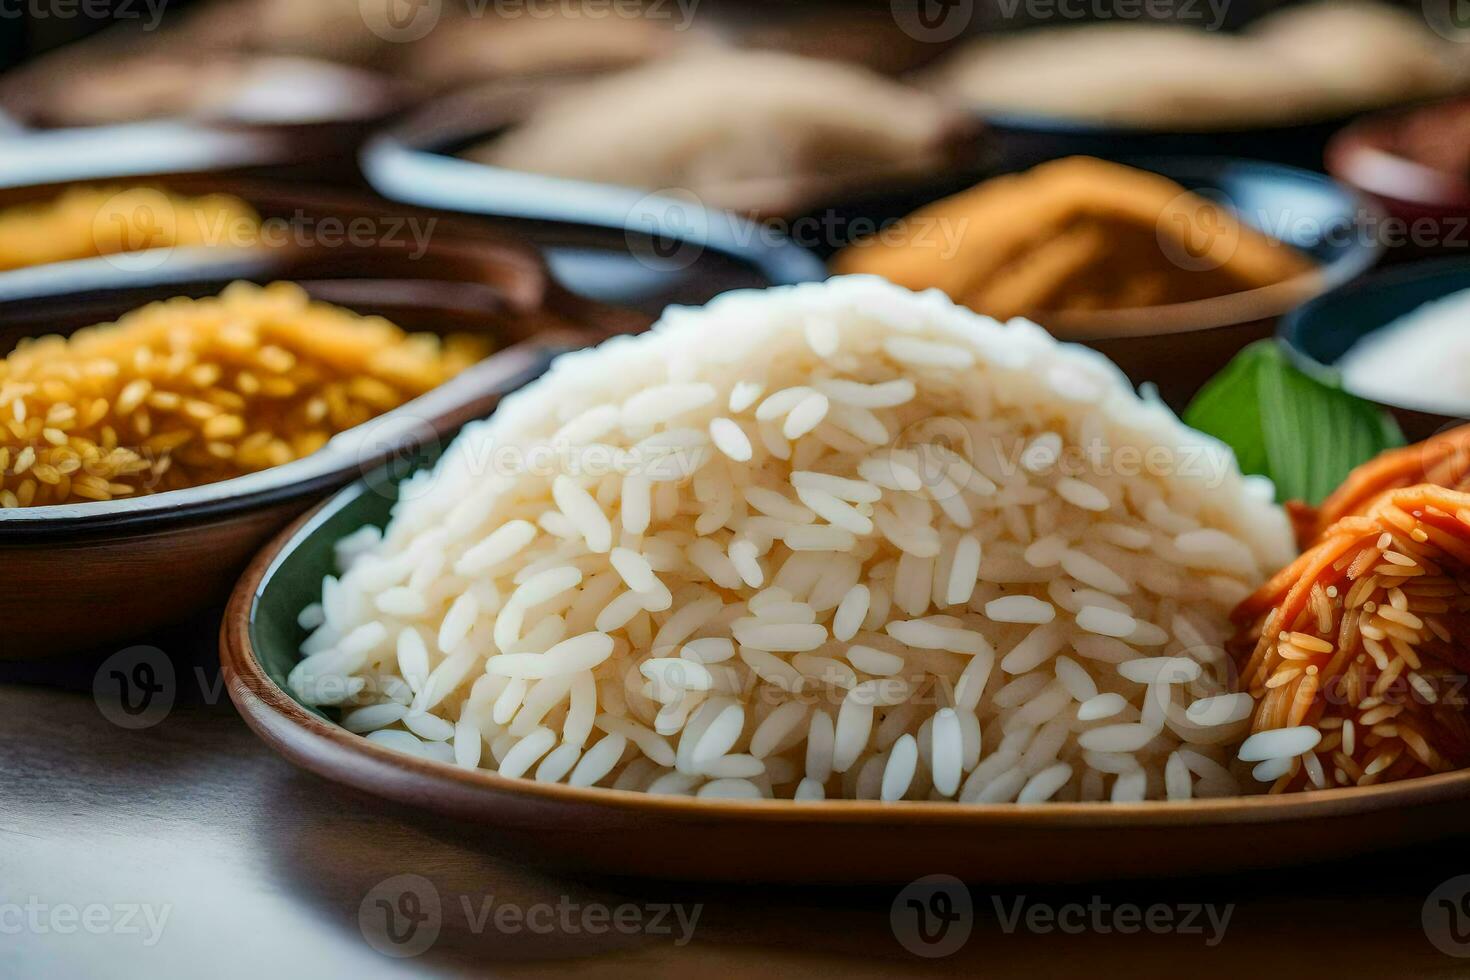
left=221, top=482, right=1470, bottom=828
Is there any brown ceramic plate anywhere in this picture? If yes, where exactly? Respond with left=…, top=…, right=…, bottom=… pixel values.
left=0, top=203, right=647, bottom=659
left=221, top=470, right=1470, bottom=884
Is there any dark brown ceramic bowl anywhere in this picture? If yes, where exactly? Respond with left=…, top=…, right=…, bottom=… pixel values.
left=221, top=475, right=1470, bottom=884
left=0, top=214, right=645, bottom=660
left=979, top=109, right=1358, bottom=173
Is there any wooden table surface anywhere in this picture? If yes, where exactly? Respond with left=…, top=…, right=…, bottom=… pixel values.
left=5, top=617, right=1470, bottom=979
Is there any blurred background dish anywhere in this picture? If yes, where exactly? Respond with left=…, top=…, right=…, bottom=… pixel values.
left=0, top=184, right=260, bottom=273
left=925, top=2, right=1470, bottom=169
left=832, top=156, right=1319, bottom=325
left=1280, top=257, right=1470, bottom=440
left=729, top=3, right=962, bottom=76
left=453, top=49, right=987, bottom=219
left=359, top=85, right=835, bottom=312
left=0, top=169, right=799, bottom=317
left=814, top=156, right=1382, bottom=406
left=391, top=5, right=706, bottom=92
left=0, top=121, right=314, bottom=191
left=926, top=3, right=1470, bottom=131
left=1326, top=96, right=1470, bottom=257
left=0, top=53, right=402, bottom=129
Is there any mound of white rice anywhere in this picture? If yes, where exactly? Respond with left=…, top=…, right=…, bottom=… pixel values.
left=290, top=276, right=1294, bottom=803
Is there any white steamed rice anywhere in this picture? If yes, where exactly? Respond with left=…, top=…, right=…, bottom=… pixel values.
left=289, top=275, right=1294, bottom=803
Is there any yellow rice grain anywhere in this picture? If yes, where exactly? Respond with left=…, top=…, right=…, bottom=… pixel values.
left=0, top=281, right=489, bottom=506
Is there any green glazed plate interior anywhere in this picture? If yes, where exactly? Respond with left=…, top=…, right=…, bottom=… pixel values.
left=249, top=450, right=440, bottom=722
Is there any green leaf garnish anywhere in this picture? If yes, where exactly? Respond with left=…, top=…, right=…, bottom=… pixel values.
left=1183, top=341, right=1405, bottom=505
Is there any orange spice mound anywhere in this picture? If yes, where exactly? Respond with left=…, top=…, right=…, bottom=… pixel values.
left=1232, top=485, right=1470, bottom=793
left=831, top=156, right=1316, bottom=325
left=1288, top=423, right=1470, bottom=547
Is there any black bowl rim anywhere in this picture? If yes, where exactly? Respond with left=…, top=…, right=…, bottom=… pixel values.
left=0, top=120, right=297, bottom=192
left=1278, top=254, right=1470, bottom=394
left=978, top=107, right=1361, bottom=138
left=359, top=117, right=835, bottom=289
